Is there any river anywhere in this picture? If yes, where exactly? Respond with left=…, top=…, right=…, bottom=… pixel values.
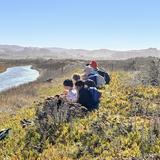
left=0, top=65, right=39, bottom=92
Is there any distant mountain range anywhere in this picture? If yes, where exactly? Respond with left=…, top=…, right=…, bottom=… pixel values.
left=0, top=45, right=160, bottom=60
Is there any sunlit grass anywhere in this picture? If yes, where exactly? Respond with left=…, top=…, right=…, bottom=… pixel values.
left=0, top=71, right=159, bottom=159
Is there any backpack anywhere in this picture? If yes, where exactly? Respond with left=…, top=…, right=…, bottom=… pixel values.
left=96, top=74, right=106, bottom=87
left=88, top=87, right=101, bottom=103
left=88, top=74, right=98, bottom=86
left=97, top=69, right=110, bottom=84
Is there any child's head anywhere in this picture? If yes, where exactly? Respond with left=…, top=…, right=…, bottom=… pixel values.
left=90, top=60, right=98, bottom=69
left=63, top=79, right=73, bottom=90
left=75, top=80, right=85, bottom=90
left=72, top=74, right=81, bottom=82
left=85, top=79, right=96, bottom=88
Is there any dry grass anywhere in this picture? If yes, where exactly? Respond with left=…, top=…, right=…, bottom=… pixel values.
left=0, top=66, right=81, bottom=114
left=0, top=59, right=81, bottom=114
left=0, top=65, right=6, bottom=72
left=0, top=82, right=40, bottom=113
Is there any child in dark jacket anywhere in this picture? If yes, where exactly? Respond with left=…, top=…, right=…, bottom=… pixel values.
left=84, top=79, right=101, bottom=109
left=72, top=73, right=81, bottom=83
left=75, top=80, right=97, bottom=111
left=84, top=66, right=105, bottom=88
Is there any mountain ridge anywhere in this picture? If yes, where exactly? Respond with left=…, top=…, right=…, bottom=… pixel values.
left=0, top=45, right=160, bottom=60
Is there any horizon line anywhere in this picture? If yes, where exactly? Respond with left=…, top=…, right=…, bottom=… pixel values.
left=0, top=44, right=159, bottom=52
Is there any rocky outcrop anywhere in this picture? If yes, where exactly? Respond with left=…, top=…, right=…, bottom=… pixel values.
left=23, top=96, right=88, bottom=154
left=35, top=96, right=88, bottom=144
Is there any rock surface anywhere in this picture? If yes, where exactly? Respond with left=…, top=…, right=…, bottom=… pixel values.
left=35, top=96, right=88, bottom=144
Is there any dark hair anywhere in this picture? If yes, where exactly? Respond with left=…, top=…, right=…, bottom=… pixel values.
left=63, top=79, right=73, bottom=87
left=75, top=80, right=85, bottom=88
left=85, top=63, right=90, bottom=66
left=72, top=74, right=81, bottom=82
left=85, top=79, right=96, bottom=87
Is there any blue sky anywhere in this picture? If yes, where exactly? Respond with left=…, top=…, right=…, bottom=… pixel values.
left=0, top=0, right=160, bottom=50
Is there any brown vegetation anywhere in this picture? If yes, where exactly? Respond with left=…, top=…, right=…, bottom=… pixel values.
left=0, top=65, right=6, bottom=73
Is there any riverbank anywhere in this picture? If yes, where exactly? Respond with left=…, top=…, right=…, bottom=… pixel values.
left=0, top=63, right=81, bottom=114
left=0, top=59, right=82, bottom=114
left=0, top=59, right=84, bottom=81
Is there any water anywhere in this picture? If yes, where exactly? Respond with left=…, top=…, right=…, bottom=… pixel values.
left=0, top=65, right=39, bottom=92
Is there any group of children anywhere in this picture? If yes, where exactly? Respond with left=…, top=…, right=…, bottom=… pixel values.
left=62, top=60, right=110, bottom=111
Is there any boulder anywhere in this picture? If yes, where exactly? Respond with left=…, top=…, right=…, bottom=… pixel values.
left=35, top=96, right=88, bottom=144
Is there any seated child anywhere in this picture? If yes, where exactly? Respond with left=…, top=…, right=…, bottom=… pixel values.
left=84, top=79, right=96, bottom=88
left=63, top=79, right=78, bottom=102
left=84, top=65, right=106, bottom=88
left=75, top=80, right=96, bottom=111
left=72, top=74, right=81, bottom=83
left=84, top=79, right=101, bottom=109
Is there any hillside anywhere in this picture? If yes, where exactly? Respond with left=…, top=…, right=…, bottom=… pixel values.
left=0, top=71, right=159, bottom=160
left=0, top=45, right=160, bottom=60
left=0, top=58, right=160, bottom=159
